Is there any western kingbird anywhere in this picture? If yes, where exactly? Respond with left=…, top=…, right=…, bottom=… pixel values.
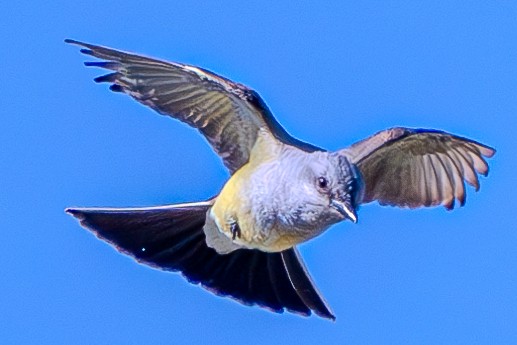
left=65, top=39, right=495, bottom=320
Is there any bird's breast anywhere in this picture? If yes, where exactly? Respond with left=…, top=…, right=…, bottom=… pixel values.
left=210, top=149, right=332, bottom=252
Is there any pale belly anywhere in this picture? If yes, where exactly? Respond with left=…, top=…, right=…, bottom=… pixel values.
left=209, top=198, right=331, bottom=253
left=207, top=141, right=337, bottom=253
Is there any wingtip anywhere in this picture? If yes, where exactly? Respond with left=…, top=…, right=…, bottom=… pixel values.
left=93, top=73, right=117, bottom=83
left=482, top=145, right=496, bottom=158
left=315, top=309, right=337, bottom=321
left=443, top=202, right=454, bottom=211
left=65, top=39, right=94, bottom=56
left=64, top=38, right=85, bottom=46
left=65, top=207, right=85, bottom=219
left=481, top=166, right=490, bottom=177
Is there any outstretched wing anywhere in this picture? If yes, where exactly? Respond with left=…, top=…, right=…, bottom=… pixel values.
left=66, top=39, right=320, bottom=173
left=341, top=127, right=495, bottom=209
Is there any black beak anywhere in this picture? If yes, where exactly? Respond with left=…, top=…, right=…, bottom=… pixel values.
left=330, top=199, right=358, bottom=223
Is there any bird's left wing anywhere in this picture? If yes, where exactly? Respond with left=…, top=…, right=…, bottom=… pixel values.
left=340, top=127, right=495, bottom=209
left=66, top=39, right=320, bottom=173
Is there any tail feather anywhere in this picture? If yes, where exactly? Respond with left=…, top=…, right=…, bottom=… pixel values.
left=66, top=202, right=335, bottom=320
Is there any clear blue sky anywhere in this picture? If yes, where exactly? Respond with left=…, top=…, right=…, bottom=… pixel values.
left=1, top=1, right=515, bottom=344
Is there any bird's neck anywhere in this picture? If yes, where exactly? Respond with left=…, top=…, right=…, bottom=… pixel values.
left=247, top=129, right=284, bottom=167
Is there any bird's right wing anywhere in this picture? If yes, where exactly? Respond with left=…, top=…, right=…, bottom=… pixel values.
left=340, top=127, right=495, bottom=209
left=66, top=40, right=320, bottom=173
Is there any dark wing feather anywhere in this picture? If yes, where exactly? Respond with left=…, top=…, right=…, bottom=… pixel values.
left=341, top=127, right=495, bottom=209
left=66, top=39, right=320, bottom=173
left=65, top=204, right=334, bottom=320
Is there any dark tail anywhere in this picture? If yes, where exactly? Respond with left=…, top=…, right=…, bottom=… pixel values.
left=66, top=202, right=335, bottom=320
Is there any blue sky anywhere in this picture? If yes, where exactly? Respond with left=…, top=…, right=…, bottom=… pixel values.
left=1, top=1, right=516, bottom=344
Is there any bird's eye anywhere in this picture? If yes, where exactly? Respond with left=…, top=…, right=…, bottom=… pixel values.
left=317, top=176, right=328, bottom=189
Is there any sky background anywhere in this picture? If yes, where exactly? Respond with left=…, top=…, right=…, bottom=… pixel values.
left=1, top=1, right=516, bottom=344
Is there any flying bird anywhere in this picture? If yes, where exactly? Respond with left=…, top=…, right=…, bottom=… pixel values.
left=65, top=39, right=495, bottom=320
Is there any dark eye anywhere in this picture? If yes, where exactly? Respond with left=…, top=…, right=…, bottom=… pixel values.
left=317, top=176, right=328, bottom=189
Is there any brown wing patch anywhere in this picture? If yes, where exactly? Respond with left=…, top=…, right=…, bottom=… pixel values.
left=66, top=39, right=321, bottom=172
left=345, top=128, right=495, bottom=209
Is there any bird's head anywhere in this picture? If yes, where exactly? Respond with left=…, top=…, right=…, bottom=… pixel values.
left=297, top=151, right=363, bottom=225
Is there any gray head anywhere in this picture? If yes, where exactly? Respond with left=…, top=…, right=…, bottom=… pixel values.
left=288, top=151, right=363, bottom=228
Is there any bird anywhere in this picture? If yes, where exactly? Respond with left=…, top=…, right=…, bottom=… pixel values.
left=65, top=39, right=495, bottom=320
